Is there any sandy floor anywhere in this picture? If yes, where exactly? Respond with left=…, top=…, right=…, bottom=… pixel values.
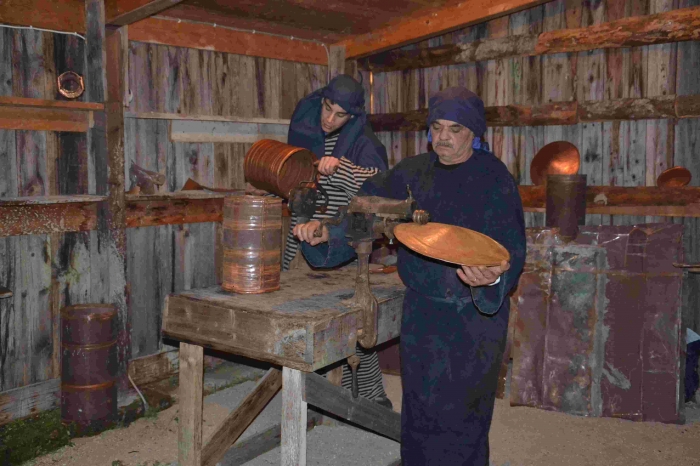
left=27, top=374, right=700, bottom=466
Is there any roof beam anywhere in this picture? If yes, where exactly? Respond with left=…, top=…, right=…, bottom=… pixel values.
left=105, top=0, right=185, bottom=26
left=0, top=0, right=85, bottom=33
left=359, top=5, right=700, bottom=72
left=335, top=0, right=549, bottom=59
left=128, top=17, right=328, bottom=65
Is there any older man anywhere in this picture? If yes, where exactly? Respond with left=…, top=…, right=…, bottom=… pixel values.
left=294, top=87, right=526, bottom=465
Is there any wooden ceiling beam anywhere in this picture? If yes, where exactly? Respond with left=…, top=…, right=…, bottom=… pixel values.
left=106, top=0, right=186, bottom=26
left=0, top=0, right=85, bottom=33
left=359, top=5, right=700, bottom=72
left=335, top=0, right=549, bottom=59
left=128, top=17, right=328, bottom=65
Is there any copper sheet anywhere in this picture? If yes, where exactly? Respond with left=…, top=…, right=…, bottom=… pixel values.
left=656, top=166, right=692, bottom=187
left=510, top=224, right=684, bottom=423
left=394, top=222, right=510, bottom=266
left=530, top=141, right=581, bottom=185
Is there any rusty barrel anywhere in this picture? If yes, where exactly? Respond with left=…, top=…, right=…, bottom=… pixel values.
left=222, top=195, right=283, bottom=293
left=244, top=139, right=317, bottom=199
left=61, top=304, right=117, bottom=431
left=546, top=174, right=587, bottom=241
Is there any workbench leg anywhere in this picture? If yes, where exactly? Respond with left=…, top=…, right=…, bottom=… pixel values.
left=282, top=367, right=307, bottom=466
left=179, top=342, right=204, bottom=466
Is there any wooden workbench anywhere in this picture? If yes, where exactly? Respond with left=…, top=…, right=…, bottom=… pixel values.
left=162, top=266, right=405, bottom=466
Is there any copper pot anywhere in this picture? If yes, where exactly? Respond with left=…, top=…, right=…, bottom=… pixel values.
left=244, top=139, right=317, bottom=199
left=530, top=141, right=581, bottom=185
left=656, top=166, right=692, bottom=188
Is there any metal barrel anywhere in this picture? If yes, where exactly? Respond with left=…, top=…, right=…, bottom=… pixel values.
left=222, top=195, right=283, bottom=293
left=61, top=304, right=118, bottom=431
left=243, top=139, right=317, bottom=199
left=546, top=174, right=587, bottom=241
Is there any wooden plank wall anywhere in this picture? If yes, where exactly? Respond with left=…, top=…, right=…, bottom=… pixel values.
left=125, top=41, right=326, bottom=358
left=367, top=0, right=700, bottom=333
left=0, top=27, right=104, bottom=393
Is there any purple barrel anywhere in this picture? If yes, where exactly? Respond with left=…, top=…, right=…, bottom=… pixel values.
left=61, top=304, right=118, bottom=431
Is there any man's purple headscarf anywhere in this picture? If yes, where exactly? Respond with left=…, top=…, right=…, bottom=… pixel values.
left=427, top=87, right=486, bottom=137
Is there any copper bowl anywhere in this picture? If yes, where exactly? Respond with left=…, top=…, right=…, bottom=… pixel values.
left=656, top=166, right=692, bottom=188
left=530, top=141, right=581, bottom=186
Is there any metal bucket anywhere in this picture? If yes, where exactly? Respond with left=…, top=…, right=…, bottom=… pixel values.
left=61, top=304, right=117, bottom=431
left=244, top=139, right=317, bottom=199
left=222, top=195, right=283, bottom=293
left=546, top=174, right=587, bottom=241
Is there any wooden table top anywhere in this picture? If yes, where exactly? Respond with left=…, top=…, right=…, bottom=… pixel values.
left=162, top=266, right=405, bottom=371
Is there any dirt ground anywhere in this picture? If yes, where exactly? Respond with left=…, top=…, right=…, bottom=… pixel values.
left=26, top=374, right=700, bottom=466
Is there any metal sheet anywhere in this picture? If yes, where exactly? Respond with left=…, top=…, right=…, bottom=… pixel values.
left=511, top=224, right=684, bottom=423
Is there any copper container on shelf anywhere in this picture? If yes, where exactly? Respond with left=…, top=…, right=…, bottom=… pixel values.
left=222, top=196, right=283, bottom=294
left=244, top=139, right=317, bottom=199
left=530, top=141, right=581, bottom=185
left=656, top=166, right=692, bottom=187
left=546, top=174, right=587, bottom=242
left=61, top=304, right=118, bottom=432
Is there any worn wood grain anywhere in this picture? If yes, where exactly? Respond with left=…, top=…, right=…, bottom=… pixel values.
left=128, top=348, right=179, bottom=386
left=0, top=378, right=60, bottom=425
left=282, top=367, right=306, bottom=466
left=129, top=17, right=327, bottom=65
left=106, top=0, right=185, bottom=26
left=0, top=199, right=99, bottom=235
left=358, top=6, right=700, bottom=72
left=179, top=342, right=204, bottom=466
left=0, top=0, right=85, bottom=33
left=0, top=107, right=90, bottom=132
left=162, top=267, right=404, bottom=371
left=304, top=371, right=401, bottom=441
left=336, top=0, right=550, bottom=58
left=519, top=185, right=700, bottom=216
left=202, top=368, right=282, bottom=466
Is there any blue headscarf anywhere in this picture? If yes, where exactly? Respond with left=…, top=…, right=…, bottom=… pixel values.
left=288, top=75, right=387, bottom=170
left=427, top=87, right=489, bottom=151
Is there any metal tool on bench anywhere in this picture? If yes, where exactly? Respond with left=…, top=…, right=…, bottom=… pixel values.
left=313, top=188, right=430, bottom=350
left=301, top=188, right=429, bottom=398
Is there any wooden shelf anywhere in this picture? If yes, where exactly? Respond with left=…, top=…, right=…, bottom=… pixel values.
left=0, top=96, right=104, bottom=111
left=124, top=111, right=290, bottom=125
left=126, top=192, right=225, bottom=228
left=519, top=185, right=700, bottom=217
left=0, top=195, right=106, bottom=237
left=0, top=96, right=104, bottom=133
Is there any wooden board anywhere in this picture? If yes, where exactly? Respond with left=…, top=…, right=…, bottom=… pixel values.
left=129, top=17, right=328, bottom=65
left=162, top=267, right=405, bottom=371
left=169, top=120, right=288, bottom=144
left=0, top=0, right=85, bottom=34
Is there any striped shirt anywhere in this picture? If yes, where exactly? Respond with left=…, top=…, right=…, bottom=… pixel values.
left=282, top=132, right=380, bottom=270
left=283, top=132, right=387, bottom=402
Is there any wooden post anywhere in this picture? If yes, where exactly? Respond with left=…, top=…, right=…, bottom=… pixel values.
left=179, top=342, right=204, bottom=466
left=282, top=367, right=307, bottom=466
left=85, top=0, right=130, bottom=390
left=328, top=45, right=346, bottom=79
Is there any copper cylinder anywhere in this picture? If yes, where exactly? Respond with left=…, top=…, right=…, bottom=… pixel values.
left=222, top=195, right=282, bottom=293
left=61, top=304, right=117, bottom=431
left=244, top=139, right=317, bottom=199
left=546, top=174, right=587, bottom=241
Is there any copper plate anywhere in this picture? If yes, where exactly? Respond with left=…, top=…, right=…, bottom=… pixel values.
left=394, top=222, right=510, bottom=266
left=657, top=166, right=692, bottom=187
left=530, top=141, right=581, bottom=185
